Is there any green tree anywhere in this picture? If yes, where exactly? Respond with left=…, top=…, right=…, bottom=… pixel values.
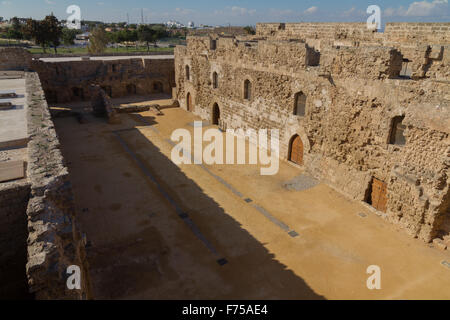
left=23, top=18, right=49, bottom=52
left=43, top=14, right=63, bottom=54
left=151, top=25, right=168, bottom=44
left=244, top=26, right=256, bottom=35
left=88, top=26, right=108, bottom=54
left=137, top=25, right=155, bottom=52
left=61, top=28, right=79, bottom=46
left=7, top=17, right=23, bottom=39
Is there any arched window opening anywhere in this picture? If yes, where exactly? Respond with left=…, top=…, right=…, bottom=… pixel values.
left=244, top=79, right=251, bottom=100
left=212, top=103, right=220, bottom=125
left=212, top=72, right=218, bottom=89
left=185, top=65, right=190, bottom=80
left=389, top=116, right=406, bottom=146
left=186, top=92, right=192, bottom=112
left=294, top=92, right=306, bottom=116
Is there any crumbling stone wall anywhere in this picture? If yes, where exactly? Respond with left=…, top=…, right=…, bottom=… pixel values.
left=384, top=23, right=450, bottom=45
left=32, top=58, right=175, bottom=103
left=175, top=32, right=449, bottom=243
left=25, top=72, right=91, bottom=299
left=256, top=22, right=450, bottom=45
left=0, top=180, right=31, bottom=299
left=0, top=48, right=32, bottom=71
left=256, top=23, right=377, bottom=42
left=90, top=84, right=120, bottom=124
left=319, top=46, right=403, bottom=80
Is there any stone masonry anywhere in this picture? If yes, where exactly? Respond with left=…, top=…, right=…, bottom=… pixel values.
left=32, top=58, right=175, bottom=103
left=174, top=22, right=450, bottom=244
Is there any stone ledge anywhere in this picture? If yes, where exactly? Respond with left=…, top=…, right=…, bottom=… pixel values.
left=24, top=72, right=92, bottom=300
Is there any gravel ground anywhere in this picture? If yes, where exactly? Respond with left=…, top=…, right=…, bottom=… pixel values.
left=283, top=173, right=319, bottom=191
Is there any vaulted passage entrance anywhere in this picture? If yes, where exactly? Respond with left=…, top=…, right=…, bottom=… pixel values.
left=289, top=135, right=303, bottom=165
left=126, top=84, right=136, bottom=95
left=186, top=92, right=192, bottom=111
left=212, top=103, right=220, bottom=125
left=367, top=178, right=388, bottom=212
left=153, top=81, right=163, bottom=93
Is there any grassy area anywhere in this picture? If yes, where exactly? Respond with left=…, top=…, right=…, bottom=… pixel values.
left=0, top=38, right=30, bottom=46
left=27, top=46, right=174, bottom=55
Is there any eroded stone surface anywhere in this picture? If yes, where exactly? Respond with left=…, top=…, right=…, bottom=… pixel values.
left=174, top=23, right=450, bottom=243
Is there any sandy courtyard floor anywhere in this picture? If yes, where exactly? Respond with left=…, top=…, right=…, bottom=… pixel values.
left=52, top=97, right=450, bottom=300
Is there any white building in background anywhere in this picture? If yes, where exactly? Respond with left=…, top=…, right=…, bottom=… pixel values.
left=187, top=21, right=195, bottom=28
left=166, top=20, right=185, bottom=28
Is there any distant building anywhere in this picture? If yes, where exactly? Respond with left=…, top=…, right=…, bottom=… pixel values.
left=166, top=20, right=185, bottom=28
left=75, top=32, right=90, bottom=41
left=188, top=21, right=195, bottom=28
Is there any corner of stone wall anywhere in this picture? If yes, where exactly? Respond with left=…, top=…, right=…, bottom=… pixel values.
left=25, top=72, right=92, bottom=299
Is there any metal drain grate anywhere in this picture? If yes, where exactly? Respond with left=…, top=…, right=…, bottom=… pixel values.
left=288, top=231, right=299, bottom=238
left=217, top=258, right=228, bottom=266
left=358, top=212, right=368, bottom=218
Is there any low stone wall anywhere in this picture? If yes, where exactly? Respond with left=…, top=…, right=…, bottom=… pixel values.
left=385, top=23, right=450, bottom=45
left=0, top=48, right=32, bottom=71
left=25, top=72, right=91, bottom=299
left=0, top=180, right=31, bottom=299
left=32, top=57, right=175, bottom=103
left=256, top=22, right=377, bottom=41
left=320, top=46, right=403, bottom=80
left=32, top=51, right=174, bottom=59
left=256, top=22, right=450, bottom=45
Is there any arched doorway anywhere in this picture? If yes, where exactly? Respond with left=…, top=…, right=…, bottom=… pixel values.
left=72, top=87, right=84, bottom=101
left=186, top=92, right=192, bottom=111
left=101, top=86, right=112, bottom=97
left=153, top=81, right=163, bottom=93
left=126, top=84, right=136, bottom=95
left=289, top=134, right=303, bottom=165
left=212, top=103, right=220, bottom=125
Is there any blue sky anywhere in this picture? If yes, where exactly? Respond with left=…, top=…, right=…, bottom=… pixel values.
left=0, top=0, right=449, bottom=25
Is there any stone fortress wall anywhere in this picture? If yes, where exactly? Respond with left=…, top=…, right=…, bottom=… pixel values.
left=32, top=58, right=175, bottom=103
left=174, top=22, right=450, bottom=244
left=0, top=180, right=31, bottom=298
left=255, top=22, right=450, bottom=44
left=0, top=48, right=32, bottom=71
left=0, top=48, right=91, bottom=299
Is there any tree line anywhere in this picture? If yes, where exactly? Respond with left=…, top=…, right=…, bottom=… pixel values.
left=1, top=15, right=170, bottom=54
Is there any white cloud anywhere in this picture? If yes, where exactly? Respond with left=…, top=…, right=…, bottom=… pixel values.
left=385, top=0, right=448, bottom=17
left=45, top=0, right=55, bottom=4
left=97, top=2, right=105, bottom=6
left=231, top=6, right=256, bottom=16
left=339, top=7, right=366, bottom=18
left=268, top=8, right=295, bottom=17
left=406, top=0, right=448, bottom=16
left=213, top=6, right=256, bottom=17
left=1, top=0, right=12, bottom=4
left=304, top=6, right=318, bottom=14
left=175, top=8, right=195, bottom=15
